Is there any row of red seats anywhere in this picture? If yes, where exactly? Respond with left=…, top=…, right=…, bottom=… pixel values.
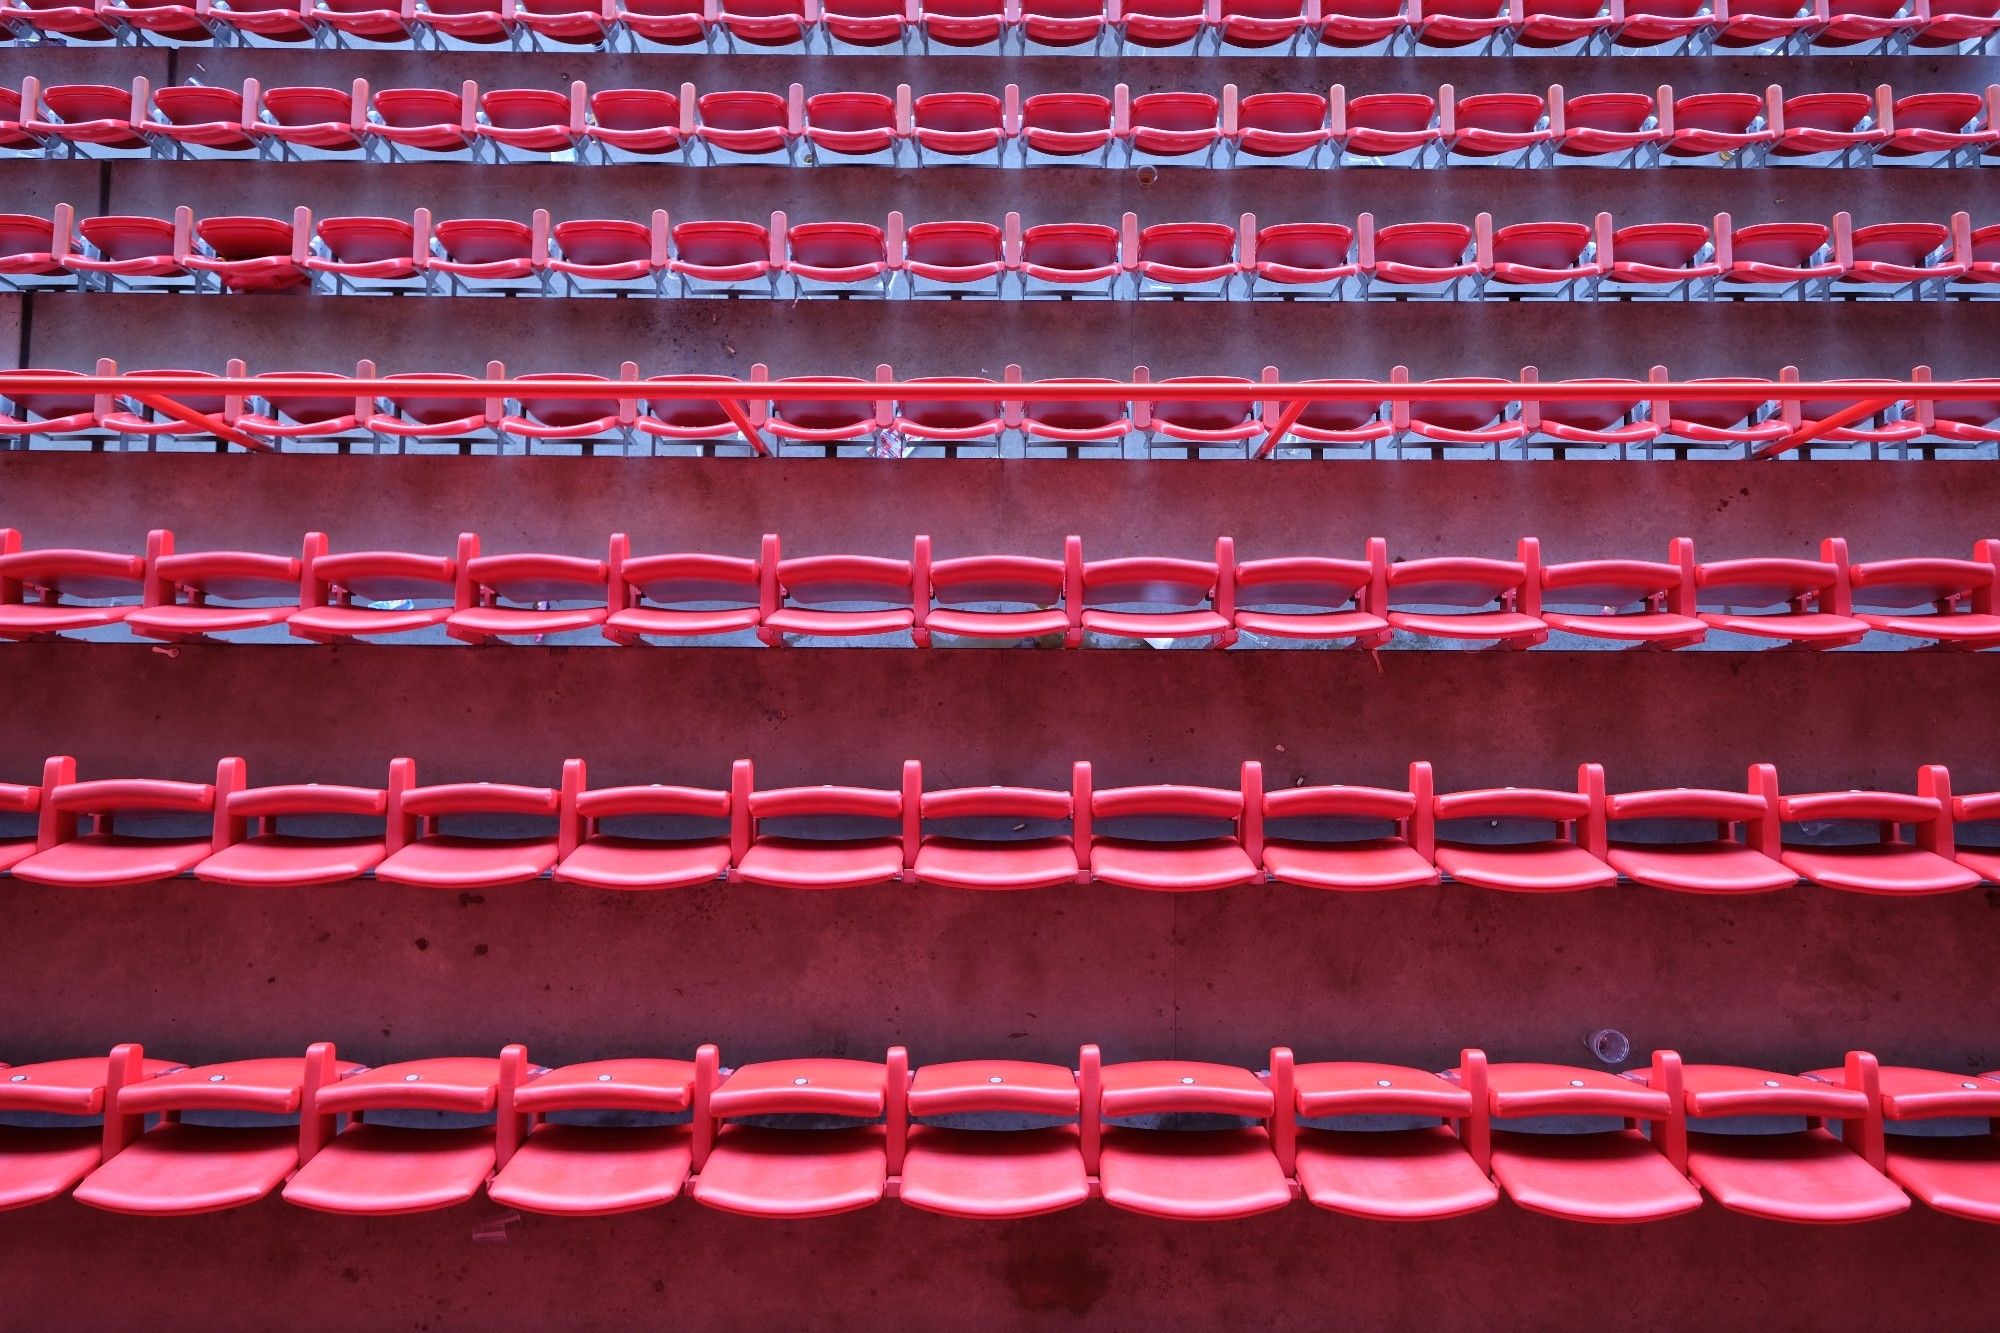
left=2, top=1042, right=1994, bottom=1223
left=5, top=366, right=1999, bottom=456
left=3, top=0, right=1994, bottom=55
left=4, top=530, right=1998, bottom=649
left=6, top=205, right=1993, bottom=302
left=4, top=755, right=1996, bottom=894
left=8, top=78, right=1997, bottom=169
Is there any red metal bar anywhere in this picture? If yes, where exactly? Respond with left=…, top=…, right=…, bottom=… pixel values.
left=129, top=391, right=271, bottom=454
left=712, top=396, right=768, bottom=456
left=1754, top=397, right=1897, bottom=461
left=1254, top=398, right=1310, bottom=460
left=1, top=371, right=1986, bottom=405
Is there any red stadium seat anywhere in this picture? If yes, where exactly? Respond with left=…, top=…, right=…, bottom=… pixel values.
left=1232, top=539, right=1389, bottom=643
left=191, top=212, right=312, bottom=291
left=1087, top=764, right=1262, bottom=890
left=900, top=1058, right=1090, bottom=1217
left=1849, top=543, right=2000, bottom=647
left=1232, top=92, right=1334, bottom=167
left=197, top=764, right=406, bottom=886
left=1523, top=376, right=1665, bottom=448
left=730, top=760, right=906, bottom=889
left=1014, top=218, right=1125, bottom=298
left=284, top=1051, right=527, bottom=1214
left=1315, top=0, right=1413, bottom=49
left=758, top=534, right=920, bottom=641
left=671, top=217, right=781, bottom=297
left=253, top=83, right=368, bottom=157
left=1073, top=536, right=1236, bottom=642
left=1019, top=0, right=1116, bottom=50
left=1337, top=92, right=1441, bottom=165
left=446, top=536, right=612, bottom=642
left=1091, top=1050, right=1291, bottom=1219
left=1605, top=765, right=1797, bottom=893
left=1514, top=0, right=1615, bottom=49
left=1411, top=0, right=1513, bottom=50
left=1132, top=218, right=1242, bottom=298
left=917, top=0, right=1009, bottom=49
left=692, top=1054, right=899, bottom=1216
left=909, top=91, right=1008, bottom=163
left=605, top=536, right=762, bottom=643
left=477, top=87, right=583, bottom=158
left=785, top=218, right=893, bottom=297
left=1256, top=761, right=1439, bottom=890
left=0, top=528, right=148, bottom=637
left=1432, top=767, right=1614, bottom=891
left=1362, top=218, right=1479, bottom=298
left=1693, top=539, right=1868, bottom=645
left=488, top=1050, right=717, bottom=1215
left=803, top=90, right=901, bottom=162
left=288, top=537, right=460, bottom=642
left=1127, top=91, right=1224, bottom=164
left=144, top=84, right=255, bottom=156
left=1216, top=0, right=1315, bottom=48
left=1554, top=88, right=1668, bottom=165
left=125, top=532, right=312, bottom=641
left=1385, top=543, right=1545, bottom=644
left=1805, top=1058, right=2000, bottom=1222
left=892, top=376, right=1009, bottom=450
left=1643, top=1060, right=1909, bottom=1221
left=1485, top=216, right=1607, bottom=299
left=615, top=0, right=711, bottom=47
left=368, top=86, right=475, bottom=158
left=372, top=771, right=565, bottom=888
left=586, top=88, right=688, bottom=160
left=427, top=214, right=547, bottom=295
left=0, top=1047, right=184, bottom=1211
left=1778, top=767, right=1981, bottom=895
left=1018, top=92, right=1118, bottom=165
left=1878, top=90, right=1997, bottom=164
left=908, top=762, right=1086, bottom=890
left=74, top=1047, right=362, bottom=1215
left=1276, top=1049, right=1498, bottom=1219
left=924, top=543, right=1072, bottom=641
left=1443, top=89, right=1555, bottom=165
left=10, top=756, right=234, bottom=887
left=1018, top=377, right=1133, bottom=450
left=823, top=0, right=911, bottom=48
left=696, top=88, right=798, bottom=162
left=1477, top=1058, right=1703, bottom=1222
left=553, top=759, right=733, bottom=890
left=30, top=81, right=149, bottom=154
left=500, top=371, right=633, bottom=443
left=1534, top=537, right=1703, bottom=643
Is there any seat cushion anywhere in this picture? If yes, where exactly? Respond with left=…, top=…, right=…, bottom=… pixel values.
left=12, top=835, right=213, bottom=888
left=1684, top=1129, right=1910, bottom=1223
left=487, top=1124, right=693, bottom=1216
left=554, top=836, right=730, bottom=891
left=691, top=1125, right=886, bottom=1218
left=1090, top=837, right=1260, bottom=891
left=196, top=835, right=388, bottom=887
left=1781, top=845, right=1982, bottom=896
left=734, top=837, right=904, bottom=890
left=373, top=836, right=560, bottom=889
left=914, top=836, right=1078, bottom=890
left=1097, top=1127, right=1292, bottom=1220
left=899, top=1125, right=1090, bottom=1219
left=1080, top=609, right=1230, bottom=640
left=72, top=1123, right=298, bottom=1215
left=1885, top=1138, right=2000, bottom=1223
left=283, top=1125, right=496, bottom=1215
left=1434, top=840, right=1616, bottom=892
left=1263, top=837, right=1438, bottom=891
left=1295, top=1126, right=1499, bottom=1220
left=1607, top=841, right=1797, bottom=894
left=1488, top=1127, right=1702, bottom=1222
left=0, top=1125, right=103, bottom=1210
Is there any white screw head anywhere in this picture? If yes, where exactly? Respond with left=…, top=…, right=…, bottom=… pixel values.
left=597, top=1073, right=614, bottom=1082
left=209, top=1074, right=226, bottom=1083
left=1964, top=1082, right=1980, bottom=1090
left=988, top=1076, right=1004, bottom=1084
left=1376, top=1079, right=1392, bottom=1087
left=1180, top=1076, right=1195, bottom=1085
left=8, top=1074, right=24, bottom=1082
left=793, top=1077, right=809, bottom=1086
left=1763, top=1080, right=1780, bottom=1088
left=404, top=1073, right=421, bottom=1082
left=1569, top=1079, right=1585, bottom=1087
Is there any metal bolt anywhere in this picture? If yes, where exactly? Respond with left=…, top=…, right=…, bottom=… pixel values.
left=793, top=1077, right=808, bottom=1086
left=8, top=1074, right=24, bottom=1082
left=988, top=1076, right=1004, bottom=1084
left=405, top=1073, right=421, bottom=1082
left=1180, top=1076, right=1195, bottom=1085
left=1763, top=1080, right=1780, bottom=1087
left=1376, top=1079, right=1392, bottom=1087
left=598, top=1073, right=614, bottom=1082
left=209, top=1074, right=226, bottom=1083
left=1569, top=1079, right=1585, bottom=1087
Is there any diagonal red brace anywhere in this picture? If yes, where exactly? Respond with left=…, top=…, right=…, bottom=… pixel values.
left=130, top=391, right=271, bottom=453
left=1754, top=397, right=1896, bottom=460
